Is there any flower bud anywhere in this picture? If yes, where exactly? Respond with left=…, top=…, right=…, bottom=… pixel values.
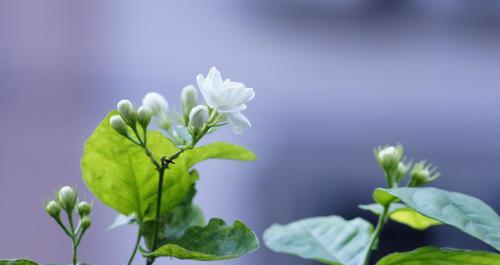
left=77, top=201, right=92, bottom=216
left=117, top=99, right=137, bottom=125
left=410, top=161, right=440, bottom=187
left=80, top=215, right=92, bottom=229
left=137, top=106, right=152, bottom=128
left=181, top=85, right=199, bottom=119
left=142, top=92, right=169, bottom=115
left=375, top=145, right=404, bottom=171
left=395, top=160, right=411, bottom=183
left=57, top=186, right=77, bottom=213
left=45, top=200, right=61, bottom=219
left=189, top=105, right=209, bottom=130
left=110, top=115, right=129, bottom=136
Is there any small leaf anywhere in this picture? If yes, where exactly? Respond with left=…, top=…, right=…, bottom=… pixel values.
left=359, top=203, right=440, bottom=230
left=373, top=188, right=397, bottom=206
left=263, top=216, right=374, bottom=265
left=182, top=142, right=257, bottom=167
left=379, top=187, right=500, bottom=251
left=375, top=246, right=500, bottom=265
left=107, top=213, right=136, bottom=230
left=0, top=260, right=38, bottom=265
left=141, top=218, right=259, bottom=261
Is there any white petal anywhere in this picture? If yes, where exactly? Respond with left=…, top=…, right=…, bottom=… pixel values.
left=225, top=112, right=251, bottom=134
left=196, top=74, right=218, bottom=108
left=207, top=66, right=223, bottom=88
left=217, top=86, right=255, bottom=112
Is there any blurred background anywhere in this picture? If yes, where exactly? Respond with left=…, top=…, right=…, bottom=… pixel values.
left=0, top=1, right=499, bottom=264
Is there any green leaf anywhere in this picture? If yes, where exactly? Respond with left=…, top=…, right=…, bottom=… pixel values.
left=107, top=214, right=136, bottom=230
left=378, top=187, right=500, bottom=251
left=359, top=203, right=440, bottom=230
left=141, top=218, right=259, bottom=261
left=142, top=203, right=205, bottom=249
left=375, top=246, right=500, bottom=265
left=263, top=216, right=374, bottom=265
left=82, top=112, right=256, bottom=220
left=373, top=188, right=397, bottom=206
left=182, top=142, right=257, bottom=167
left=0, top=260, right=38, bottom=265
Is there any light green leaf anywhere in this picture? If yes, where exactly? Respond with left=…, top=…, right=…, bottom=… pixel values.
left=263, top=216, right=374, bottom=265
left=359, top=203, right=440, bottom=230
left=0, top=260, right=38, bottom=265
left=141, top=218, right=259, bottom=261
left=373, top=188, right=397, bottom=206
left=379, top=187, right=500, bottom=251
left=107, top=214, right=136, bottom=230
left=182, top=142, right=257, bottom=167
left=375, top=246, right=500, bottom=265
left=82, top=112, right=255, bottom=220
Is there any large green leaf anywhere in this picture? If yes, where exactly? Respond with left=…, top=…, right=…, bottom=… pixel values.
left=0, top=260, right=38, bottom=265
left=375, top=246, right=500, bottom=265
left=359, top=203, right=440, bottom=230
left=378, top=187, right=500, bottom=251
left=82, top=112, right=256, bottom=220
left=263, top=216, right=374, bottom=265
left=141, top=218, right=259, bottom=261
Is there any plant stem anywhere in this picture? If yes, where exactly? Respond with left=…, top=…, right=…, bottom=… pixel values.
left=362, top=204, right=390, bottom=265
left=127, top=226, right=142, bottom=265
left=72, top=241, right=78, bottom=265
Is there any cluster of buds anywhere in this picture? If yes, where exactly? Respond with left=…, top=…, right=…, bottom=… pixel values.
left=45, top=186, right=92, bottom=243
left=375, top=144, right=439, bottom=187
left=110, top=67, right=255, bottom=148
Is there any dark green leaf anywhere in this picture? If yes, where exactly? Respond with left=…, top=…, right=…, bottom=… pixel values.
left=0, top=260, right=38, bottom=265
left=378, top=187, right=500, bottom=251
left=375, top=246, right=500, bottom=265
left=141, top=218, right=259, bottom=261
left=359, top=203, right=440, bottom=230
left=263, top=216, right=374, bottom=265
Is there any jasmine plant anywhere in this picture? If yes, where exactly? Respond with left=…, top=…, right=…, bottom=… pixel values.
left=264, top=144, right=500, bottom=265
left=0, top=67, right=259, bottom=265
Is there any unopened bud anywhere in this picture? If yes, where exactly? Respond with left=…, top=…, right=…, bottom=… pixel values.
left=57, top=186, right=77, bottom=213
left=142, top=92, right=169, bottom=115
left=110, top=115, right=129, bottom=136
left=81, top=216, right=92, bottom=229
left=189, top=105, right=209, bottom=130
left=375, top=145, right=404, bottom=171
left=45, top=200, right=61, bottom=218
left=181, top=85, right=199, bottom=119
left=410, top=161, right=440, bottom=187
left=77, top=201, right=92, bottom=216
left=137, top=106, right=152, bottom=128
left=117, top=99, right=137, bottom=125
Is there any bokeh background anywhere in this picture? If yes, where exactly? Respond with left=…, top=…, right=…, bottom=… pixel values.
left=1, top=1, right=499, bottom=265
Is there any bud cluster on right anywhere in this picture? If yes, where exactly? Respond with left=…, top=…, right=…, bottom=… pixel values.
left=374, top=144, right=440, bottom=188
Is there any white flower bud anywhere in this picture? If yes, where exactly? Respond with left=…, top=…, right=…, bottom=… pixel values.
left=375, top=145, right=404, bottom=170
left=181, top=85, right=199, bottom=119
left=142, top=92, right=169, bottom=115
left=77, top=201, right=92, bottom=216
left=45, top=200, right=61, bottom=218
left=117, top=99, right=137, bottom=125
left=137, top=106, right=152, bottom=128
left=410, top=161, right=440, bottom=187
left=189, top=105, right=209, bottom=130
left=110, top=115, right=129, bottom=136
left=57, top=186, right=77, bottom=213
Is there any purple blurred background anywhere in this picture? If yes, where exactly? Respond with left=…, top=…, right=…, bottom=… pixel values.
left=1, top=1, right=499, bottom=265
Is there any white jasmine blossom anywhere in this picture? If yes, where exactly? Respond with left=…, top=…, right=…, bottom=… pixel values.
left=181, top=85, right=199, bottom=119
left=375, top=145, right=404, bottom=170
left=110, top=115, right=129, bottom=136
left=196, top=67, right=255, bottom=134
left=117, top=99, right=136, bottom=125
left=137, top=105, right=152, bottom=128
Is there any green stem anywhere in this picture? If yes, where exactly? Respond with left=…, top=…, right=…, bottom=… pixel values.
left=363, top=204, right=390, bottom=265
left=127, top=225, right=142, bottom=265
left=72, top=241, right=78, bottom=265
